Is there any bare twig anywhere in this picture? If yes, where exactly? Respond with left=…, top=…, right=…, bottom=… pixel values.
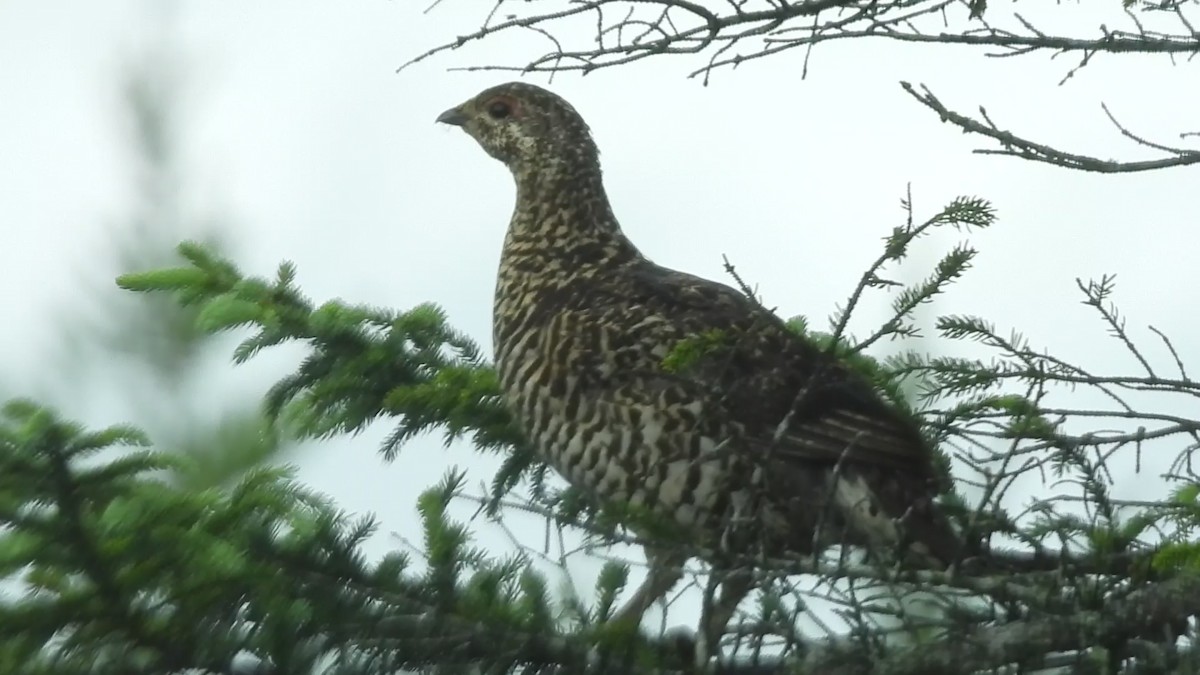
left=901, top=82, right=1200, bottom=172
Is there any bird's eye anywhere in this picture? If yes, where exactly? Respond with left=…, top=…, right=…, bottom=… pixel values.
left=487, top=100, right=512, bottom=120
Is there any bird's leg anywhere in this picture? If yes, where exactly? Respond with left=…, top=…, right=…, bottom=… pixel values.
left=693, top=567, right=753, bottom=668
left=609, top=548, right=685, bottom=629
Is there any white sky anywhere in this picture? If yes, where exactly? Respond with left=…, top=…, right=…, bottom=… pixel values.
left=1, top=0, right=1197, bottom=641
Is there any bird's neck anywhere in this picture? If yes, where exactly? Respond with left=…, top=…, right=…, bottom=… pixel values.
left=503, top=160, right=641, bottom=267
left=493, top=160, right=643, bottom=355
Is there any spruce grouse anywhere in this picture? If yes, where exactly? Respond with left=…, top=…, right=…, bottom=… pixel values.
left=436, top=82, right=964, bottom=631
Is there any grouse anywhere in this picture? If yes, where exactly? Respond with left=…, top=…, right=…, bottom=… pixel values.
left=436, top=82, right=965, bottom=634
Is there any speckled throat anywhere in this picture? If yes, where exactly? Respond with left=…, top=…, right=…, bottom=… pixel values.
left=493, top=157, right=637, bottom=447
left=494, top=155, right=635, bottom=350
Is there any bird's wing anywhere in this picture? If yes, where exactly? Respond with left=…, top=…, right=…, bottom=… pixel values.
left=611, top=262, right=940, bottom=480
left=557, top=262, right=961, bottom=565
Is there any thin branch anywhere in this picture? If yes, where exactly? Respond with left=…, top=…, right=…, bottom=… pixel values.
left=901, top=81, right=1200, bottom=172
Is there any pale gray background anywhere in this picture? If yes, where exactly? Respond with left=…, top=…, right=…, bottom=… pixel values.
left=1, top=0, right=1196, bottom=632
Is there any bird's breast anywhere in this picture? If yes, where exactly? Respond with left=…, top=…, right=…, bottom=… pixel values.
left=489, top=249, right=814, bottom=541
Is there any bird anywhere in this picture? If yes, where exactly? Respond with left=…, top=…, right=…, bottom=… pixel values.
left=435, top=82, right=966, bottom=644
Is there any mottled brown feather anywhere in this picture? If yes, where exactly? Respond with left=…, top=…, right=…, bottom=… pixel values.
left=438, top=81, right=965, bottom=567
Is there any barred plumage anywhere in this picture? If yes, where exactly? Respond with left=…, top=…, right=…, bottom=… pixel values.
left=437, top=82, right=964, bottom=630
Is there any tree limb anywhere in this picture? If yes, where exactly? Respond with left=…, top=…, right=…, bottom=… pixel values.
left=901, top=81, right=1200, bottom=173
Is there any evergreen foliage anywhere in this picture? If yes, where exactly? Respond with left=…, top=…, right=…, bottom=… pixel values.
left=6, top=186, right=1197, bottom=672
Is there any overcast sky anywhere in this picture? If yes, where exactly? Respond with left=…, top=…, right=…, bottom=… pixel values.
left=2, top=0, right=1197, bottom=637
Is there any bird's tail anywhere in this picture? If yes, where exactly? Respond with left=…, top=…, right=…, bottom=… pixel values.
left=830, top=465, right=966, bottom=570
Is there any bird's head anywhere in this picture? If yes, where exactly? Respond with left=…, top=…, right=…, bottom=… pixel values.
left=436, top=82, right=599, bottom=175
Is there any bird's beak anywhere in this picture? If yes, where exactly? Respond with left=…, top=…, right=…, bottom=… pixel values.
left=436, top=106, right=468, bottom=127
